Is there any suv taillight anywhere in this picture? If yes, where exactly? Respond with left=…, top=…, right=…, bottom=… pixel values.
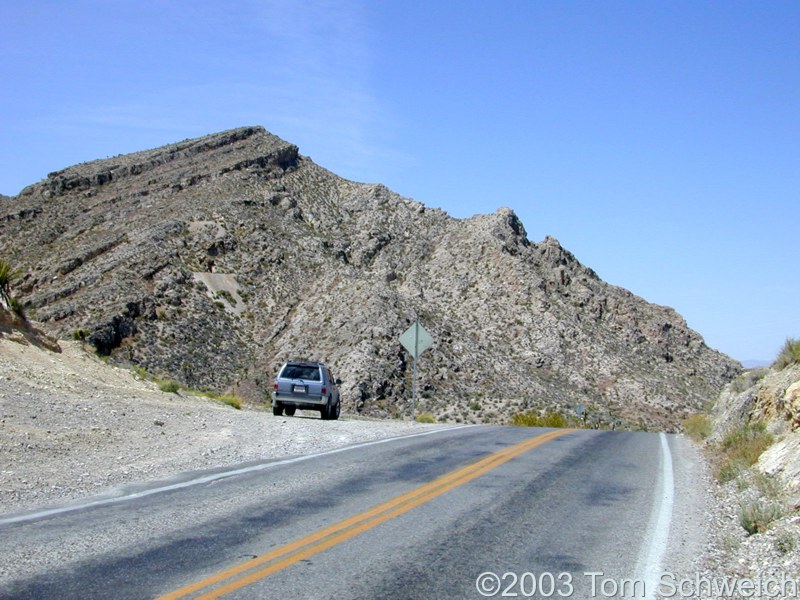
left=273, top=383, right=278, bottom=391
left=321, top=387, right=327, bottom=395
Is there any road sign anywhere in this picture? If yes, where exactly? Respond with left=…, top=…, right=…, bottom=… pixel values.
left=399, top=321, right=435, bottom=420
left=399, top=322, right=434, bottom=359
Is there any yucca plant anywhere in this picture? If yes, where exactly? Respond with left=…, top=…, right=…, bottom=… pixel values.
left=0, top=259, right=15, bottom=307
left=0, top=260, right=25, bottom=318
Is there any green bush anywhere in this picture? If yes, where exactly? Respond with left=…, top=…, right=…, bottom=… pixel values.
left=739, top=500, right=783, bottom=535
left=512, top=410, right=569, bottom=428
left=416, top=413, right=436, bottom=423
left=683, top=413, right=712, bottom=441
left=0, top=260, right=16, bottom=307
left=158, top=380, right=180, bottom=394
left=132, top=366, right=150, bottom=379
left=773, top=338, right=800, bottom=370
left=0, top=260, right=23, bottom=318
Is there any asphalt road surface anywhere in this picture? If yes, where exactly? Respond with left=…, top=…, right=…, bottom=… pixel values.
left=0, top=425, right=691, bottom=600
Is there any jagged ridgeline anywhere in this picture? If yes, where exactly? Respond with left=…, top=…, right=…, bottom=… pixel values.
left=0, top=126, right=740, bottom=429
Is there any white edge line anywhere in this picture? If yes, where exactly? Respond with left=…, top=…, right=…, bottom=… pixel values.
left=0, top=424, right=476, bottom=526
left=638, top=431, right=675, bottom=600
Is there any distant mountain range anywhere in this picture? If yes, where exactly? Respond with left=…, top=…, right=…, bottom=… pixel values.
left=0, top=126, right=740, bottom=429
left=741, top=359, right=771, bottom=369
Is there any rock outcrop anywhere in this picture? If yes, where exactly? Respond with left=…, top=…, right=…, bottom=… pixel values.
left=713, top=362, right=800, bottom=493
left=0, top=126, right=740, bottom=429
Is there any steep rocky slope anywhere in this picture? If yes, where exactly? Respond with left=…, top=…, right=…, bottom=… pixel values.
left=0, top=126, right=739, bottom=429
left=713, top=361, right=800, bottom=496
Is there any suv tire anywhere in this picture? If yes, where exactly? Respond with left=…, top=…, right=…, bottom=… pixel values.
left=272, top=404, right=284, bottom=416
left=321, top=399, right=340, bottom=421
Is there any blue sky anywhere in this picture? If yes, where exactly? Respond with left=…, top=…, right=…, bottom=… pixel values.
left=1, top=1, right=798, bottom=362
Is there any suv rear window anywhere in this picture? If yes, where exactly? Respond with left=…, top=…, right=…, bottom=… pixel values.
left=281, top=364, right=321, bottom=381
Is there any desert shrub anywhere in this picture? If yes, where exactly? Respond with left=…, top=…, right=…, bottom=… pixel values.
left=775, top=531, right=795, bottom=554
left=416, top=413, right=436, bottom=424
left=739, top=500, right=783, bottom=535
left=773, top=338, right=800, bottom=370
left=512, top=410, right=569, bottom=428
left=753, top=471, right=784, bottom=500
left=8, top=296, right=26, bottom=320
left=73, top=329, right=89, bottom=341
left=721, top=421, right=772, bottom=458
left=716, top=421, right=773, bottom=482
left=683, top=413, right=712, bottom=441
left=132, top=366, right=150, bottom=379
left=158, top=379, right=180, bottom=394
left=730, top=368, right=768, bottom=393
left=216, top=290, right=237, bottom=306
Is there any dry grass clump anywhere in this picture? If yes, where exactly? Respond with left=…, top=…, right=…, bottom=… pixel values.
left=773, top=338, right=800, bottom=370
left=716, top=421, right=773, bottom=483
left=683, top=413, right=712, bottom=441
left=415, top=413, right=435, bottom=423
left=132, top=365, right=242, bottom=408
left=511, top=410, right=570, bottom=428
left=192, top=389, right=243, bottom=410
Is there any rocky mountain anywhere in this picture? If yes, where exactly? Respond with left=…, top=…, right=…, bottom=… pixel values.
left=0, top=126, right=740, bottom=429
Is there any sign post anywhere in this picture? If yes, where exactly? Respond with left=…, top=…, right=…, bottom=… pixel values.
left=399, top=320, right=434, bottom=420
left=575, top=403, right=587, bottom=426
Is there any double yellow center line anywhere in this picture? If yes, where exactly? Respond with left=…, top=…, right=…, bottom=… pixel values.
left=159, top=428, right=573, bottom=599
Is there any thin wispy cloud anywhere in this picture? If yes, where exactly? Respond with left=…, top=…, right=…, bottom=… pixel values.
left=15, top=0, right=404, bottom=183
left=247, top=0, right=404, bottom=180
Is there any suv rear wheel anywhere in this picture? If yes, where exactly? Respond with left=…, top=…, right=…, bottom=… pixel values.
left=321, top=399, right=340, bottom=421
left=284, top=406, right=296, bottom=417
left=272, top=404, right=284, bottom=416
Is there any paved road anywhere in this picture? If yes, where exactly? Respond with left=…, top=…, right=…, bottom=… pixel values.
left=0, top=425, right=689, bottom=599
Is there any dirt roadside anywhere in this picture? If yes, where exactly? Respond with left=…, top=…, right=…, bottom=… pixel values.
left=0, top=338, right=436, bottom=515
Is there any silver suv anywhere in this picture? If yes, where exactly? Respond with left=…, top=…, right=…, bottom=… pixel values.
left=272, top=361, right=341, bottom=420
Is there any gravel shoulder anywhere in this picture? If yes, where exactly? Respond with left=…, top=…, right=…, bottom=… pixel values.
left=661, top=436, right=800, bottom=599
left=0, top=338, right=440, bottom=516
